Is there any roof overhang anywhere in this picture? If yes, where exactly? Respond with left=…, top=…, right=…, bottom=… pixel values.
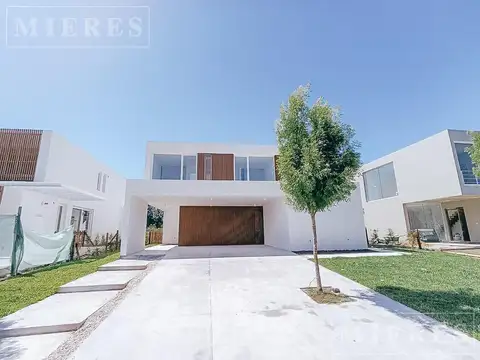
left=0, top=182, right=105, bottom=201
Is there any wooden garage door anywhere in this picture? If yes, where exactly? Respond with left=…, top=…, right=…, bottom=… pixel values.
left=179, top=206, right=264, bottom=246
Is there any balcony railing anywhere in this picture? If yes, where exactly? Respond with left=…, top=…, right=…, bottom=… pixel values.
left=461, top=169, right=480, bottom=185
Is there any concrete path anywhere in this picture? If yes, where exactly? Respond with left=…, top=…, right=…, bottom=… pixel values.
left=0, top=333, right=70, bottom=360
left=0, top=291, right=119, bottom=337
left=69, top=245, right=479, bottom=360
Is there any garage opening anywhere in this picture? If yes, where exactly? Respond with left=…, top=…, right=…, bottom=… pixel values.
left=179, top=206, right=264, bottom=246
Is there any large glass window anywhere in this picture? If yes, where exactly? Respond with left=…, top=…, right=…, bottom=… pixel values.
left=455, top=143, right=480, bottom=185
left=249, top=156, right=274, bottom=181
left=235, top=157, right=248, bottom=181
left=152, top=154, right=181, bottom=180
left=182, top=155, right=197, bottom=180
left=363, top=162, right=398, bottom=201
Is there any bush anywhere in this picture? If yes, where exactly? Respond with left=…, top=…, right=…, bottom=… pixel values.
left=383, top=228, right=400, bottom=245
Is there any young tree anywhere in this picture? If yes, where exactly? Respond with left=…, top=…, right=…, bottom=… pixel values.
left=467, top=131, right=480, bottom=177
left=276, top=85, right=361, bottom=292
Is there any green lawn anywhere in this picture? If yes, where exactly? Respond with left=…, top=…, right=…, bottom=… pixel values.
left=0, top=252, right=119, bottom=318
left=319, top=250, right=480, bottom=340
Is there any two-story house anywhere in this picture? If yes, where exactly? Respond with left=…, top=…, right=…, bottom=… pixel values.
left=0, top=129, right=125, bottom=236
left=120, top=142, right=367, bottom=256
left=360, top=129, right=480, bottom=243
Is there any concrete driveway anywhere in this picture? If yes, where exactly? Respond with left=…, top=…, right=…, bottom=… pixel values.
left=70, top=245, right=479, bottom=360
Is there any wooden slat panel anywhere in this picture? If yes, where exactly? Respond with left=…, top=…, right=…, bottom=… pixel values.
left=197, top=153, right=205, bottom=180
left=178, top=206, right=264, bottom=246
left=0, top=129, right=42, bottom=181
left=212, top=154, right=234, bottom=180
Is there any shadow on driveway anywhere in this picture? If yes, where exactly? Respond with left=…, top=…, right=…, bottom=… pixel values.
left=162, top=245, right=297, bottom=260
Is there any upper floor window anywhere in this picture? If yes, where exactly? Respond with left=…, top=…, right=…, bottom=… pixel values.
left=235, top=157, right=248, bottom=181
left=249, top=156, right=275, bottom=181
left=455, top=143, right=480, bottom=185
left=204, top=154, right=212, bottom=180
left=152, top=154, right=181, bottom=180
left=182, top=155, right=197, bottom=180
left=102, top=174, right=108, bottom=193
left=96, top=172, right=102, bottom=191
left=363, top=162, right=398, bottom=202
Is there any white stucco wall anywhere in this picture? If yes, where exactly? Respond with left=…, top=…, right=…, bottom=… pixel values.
left=263, top=199, right=290, bottom=250
left=286, top=187, right=367, bottom=251
left=37, top=132, right=126, bottom=235
left=162, top=205, right=180, bottom=245
left=0, top=188, right=23, bottom=216
left=0, top=188, right=71, bottom=234
left=120, top=195, right=148, bottom=256
left=361, top=130, right=464, bottom=239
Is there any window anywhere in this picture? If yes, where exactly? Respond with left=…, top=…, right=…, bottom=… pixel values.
left=248, top=156, right=275, bottom=181
left=363, top=162, right=398, bottom=202
left=235, top=157, right=248, bottom=181
left=96, top=172, right=102, bottom=191
left=71, top=207, right=93, bottom=235
left=55, top=205, right=64, bottom=233
left=152, top=154, right=182, bottom=180
left=182, top=155, right=197, bottom=180
left=204, top=154, right=212, bottom=180
left=102, top=174, right=108, bottom=193
left=455, top=143, right=480, bottom=185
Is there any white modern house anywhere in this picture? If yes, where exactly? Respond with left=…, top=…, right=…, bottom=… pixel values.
left=360, top=129, right=480, bottom=243
left=0, top=129, right=125, bottom=237
left=120, top=142, right=367, bottom=256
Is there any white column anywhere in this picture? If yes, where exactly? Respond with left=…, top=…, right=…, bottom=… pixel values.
left=120, top=195, right=148, bottom=256
left=162, top=205, right=180, bottom=245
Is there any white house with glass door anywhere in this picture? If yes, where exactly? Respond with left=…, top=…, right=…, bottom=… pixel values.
left=0, top=129, right=126, bottom=237
left=360, top=129, right=480, bottom=243
left=120, top=141, right=367, bottom=256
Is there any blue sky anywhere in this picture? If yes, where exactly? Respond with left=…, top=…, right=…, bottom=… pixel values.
left=1, top=0, right=480, bottom=178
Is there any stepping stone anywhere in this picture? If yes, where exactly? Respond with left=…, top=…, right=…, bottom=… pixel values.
left=58, top=271, right=142, bottom=293
left=98, top=259, right=149, bottom=271
left=0, top=291, right=118, bottom=337
left=0, top=332, right=71, bottom=360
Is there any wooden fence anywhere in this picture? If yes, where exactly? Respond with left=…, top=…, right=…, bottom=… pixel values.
left=72, top=230, right=120, bottom=259
left=145, top=229, right=163, bottom=245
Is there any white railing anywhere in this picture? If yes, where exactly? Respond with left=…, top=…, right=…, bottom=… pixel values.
left=461, top=169, right=480, bottom=185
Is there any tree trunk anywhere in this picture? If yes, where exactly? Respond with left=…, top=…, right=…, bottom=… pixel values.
left=416, top=230, right=422, bottom=250
left=310, top=212, right=323, bottom=292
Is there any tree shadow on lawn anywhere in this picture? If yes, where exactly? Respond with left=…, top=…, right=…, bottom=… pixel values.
left=353, top=286, right=480, bottom=340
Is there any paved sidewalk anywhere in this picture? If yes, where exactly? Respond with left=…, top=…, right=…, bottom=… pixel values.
left=69, top=246, right=479, bottom=360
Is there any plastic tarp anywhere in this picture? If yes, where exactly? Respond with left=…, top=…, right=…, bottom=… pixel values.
left=0, top=215, right=15, bottom=277
left=18, top=226, right=74, bottom=272
left=0, top=213, right=74, bottom=276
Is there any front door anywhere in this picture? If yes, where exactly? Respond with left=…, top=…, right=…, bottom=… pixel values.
left=446, top=207, right=471, bottom=242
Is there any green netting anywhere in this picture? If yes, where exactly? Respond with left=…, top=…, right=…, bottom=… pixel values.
left=0, top=214, right=74, bottom=276
left=10, top=213, right=24, bottom=276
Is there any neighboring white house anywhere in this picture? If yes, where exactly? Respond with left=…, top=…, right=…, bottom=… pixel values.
left=120, top=142, right=367, bottom=256
left=0, top=129, right=126, bottom=237
left=360, top=129, right=480, bottom=243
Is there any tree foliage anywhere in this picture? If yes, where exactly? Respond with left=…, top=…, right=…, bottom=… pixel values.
left=276, top=85, right=361, bottom=214
left=467, top=131, right=480, bottom=177
left=275, top=84, right=361, bottom=291
left=146, top=205, right=163, bottom=229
